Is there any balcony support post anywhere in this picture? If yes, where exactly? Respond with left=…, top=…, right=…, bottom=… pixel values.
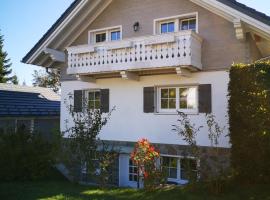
left=176, top=67, right=191, bottom=77
left=76, top=75, right=96, bottom=83
left=120, top=71, right=139, bottom=81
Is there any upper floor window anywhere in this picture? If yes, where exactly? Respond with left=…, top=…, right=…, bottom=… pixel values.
left=89, top=26, right=122, bottom=44
left=161, top=21, right=175, bottom=34
left=154, top=13, right=198, bottom=34
left=111, top=30, right=121, bottom=41
left=180, top=18, right=196, bottom=31
left=158, top=86, right=198, bottom=113
left=95, top=32, right=106, bottom=43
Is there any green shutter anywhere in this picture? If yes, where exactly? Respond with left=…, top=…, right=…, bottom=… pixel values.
left=100, top=89, right=109, bottom=113
left=74, top=90, right=83, bottom=112
left=143, top=87, right=155, bottom=113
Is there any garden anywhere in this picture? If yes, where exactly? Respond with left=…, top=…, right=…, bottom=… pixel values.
left=1, top=62, right=270, bottom=199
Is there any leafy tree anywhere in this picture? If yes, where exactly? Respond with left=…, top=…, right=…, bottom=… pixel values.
left=0, top=31, right=17, bottom=84
left=32, top=69, right=60, bottom=93
left=11, top=74, right=18, bottom=85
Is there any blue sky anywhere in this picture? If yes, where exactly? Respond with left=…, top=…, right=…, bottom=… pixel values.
left=0, top=0, right=269, bottom=85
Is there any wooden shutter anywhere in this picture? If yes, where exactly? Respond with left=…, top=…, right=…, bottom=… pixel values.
left=143, top=87, right=155, bottom=113
left=198, top=84, right=212, bottom=113
left=100, top=89, right=109, bottom=113
left=74, top=90, right=83, bottom=112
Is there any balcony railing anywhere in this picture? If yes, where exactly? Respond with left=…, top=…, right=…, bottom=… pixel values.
left=67, top=30, right=202, bottom=75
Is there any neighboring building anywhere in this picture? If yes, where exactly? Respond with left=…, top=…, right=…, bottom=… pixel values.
left=0, top=84, right=60, bottom=138
left=22, top=0, right=270, bottom=187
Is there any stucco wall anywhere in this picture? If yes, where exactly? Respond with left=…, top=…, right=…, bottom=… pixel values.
left=71, top=0, right=247, bottom=70
left=61, top=70, right=230, bottom=148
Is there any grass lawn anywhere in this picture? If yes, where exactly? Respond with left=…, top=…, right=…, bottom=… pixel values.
left=1, top=180, right=270, bottom=200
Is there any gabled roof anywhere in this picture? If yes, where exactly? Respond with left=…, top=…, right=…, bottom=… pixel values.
left=0, top=84, right=60, bottom=118
left=22, top=0, right=270, bottom=65
left=217, top=0, right=270, bottom=26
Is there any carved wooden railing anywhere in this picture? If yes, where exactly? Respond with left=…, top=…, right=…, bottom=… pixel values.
left=67, top=30, right=202, bottom=75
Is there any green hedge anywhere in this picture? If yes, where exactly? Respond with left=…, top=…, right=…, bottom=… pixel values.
left=228, top=61, right=270, bottom=183
left=0, top=127, right=61, bottom=181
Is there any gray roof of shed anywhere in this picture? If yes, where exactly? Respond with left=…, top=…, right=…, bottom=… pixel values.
left=0, top=84, right=60, bottom=118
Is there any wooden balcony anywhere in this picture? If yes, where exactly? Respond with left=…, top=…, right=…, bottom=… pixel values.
left=66, top=30, right=202, bottom=77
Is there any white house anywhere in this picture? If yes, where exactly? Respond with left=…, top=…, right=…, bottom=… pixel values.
left=23, top=0, right=270, bottom=187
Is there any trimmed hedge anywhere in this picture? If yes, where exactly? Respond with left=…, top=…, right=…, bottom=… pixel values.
left=228, top=61, right=270, bottom=183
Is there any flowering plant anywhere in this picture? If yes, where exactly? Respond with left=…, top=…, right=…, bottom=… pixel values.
left=131, top=138, right=161, bottom=189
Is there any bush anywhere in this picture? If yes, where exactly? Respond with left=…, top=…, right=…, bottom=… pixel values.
left=228, top=61, right=270, bottom=183
left=0, top=127, right=61, bottom=181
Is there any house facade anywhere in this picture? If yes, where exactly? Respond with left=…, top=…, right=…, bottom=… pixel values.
left=23, top=0, right=270, bottom=187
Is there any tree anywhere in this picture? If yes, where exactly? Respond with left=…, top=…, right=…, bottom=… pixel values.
left=32, top=69, right=60, bottom=93
left=0, top=31, right=14, bottom=83
left=11, top=74, right=18, bottom=85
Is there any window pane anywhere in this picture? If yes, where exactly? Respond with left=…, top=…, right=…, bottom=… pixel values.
left=161, top=23, right=167, bottom=33
left=95, top=100, right=100, bottom=109
left=161, top=89, right=169, bottom=98
left=181, top=20, right=189, bottom=30
left=180, top=158, right=197, bottom=180
left=88, top=92, right=95, bottom=101
left=189, top=19, right=196, bottom=31
left=187, top=88, right=196, bottom=109
left=111, top=31, right=120, bottom=41
left=168, top=22, right=175, bottom=32
left=169, top=88, right=176, bottom=98
left=170, top=158, right=177, bottom=168
left=169, top=168, right=177, bottom=179
left=161, top=99, right=168, bottom=109
left=88, top=101, right=95, bottom=109
left=180, top=88, right=188, bottom=109
left=162, top=157, right=170, bottom=167
left=96, top=33, right=106, bottom=43
left=169, top=99, right=176, bottom=109
left=95, top=91, right=100, bottom=100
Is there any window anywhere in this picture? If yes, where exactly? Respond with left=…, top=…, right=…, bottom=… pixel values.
left=95, top=32, right=106, bottom=43
left=89, top=26, right=122, bottom=44
left=162, top=157, right=178, bottom=179
left=154, top=13, right=198, bottom=34
left=160, top=22, right=175, bottom=33
left=158, top=86, right=198, bottom=113
left=161, top=156, right=198, bottom=182
left=180, top=158, right=198, bottom=180
left=111, top=30, right=121, bottom=41
left=129, top=159, right=138, bottom=182
left=180, top=18, right=196, bottom=31
left=87, top=90, right=100, bottom=109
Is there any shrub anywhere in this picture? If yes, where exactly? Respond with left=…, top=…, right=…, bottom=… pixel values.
left=131, top=138, right=161, bottom=190
left=228, top=61, right=270, bottom=183
left=0, top=127, right=61, bottom=181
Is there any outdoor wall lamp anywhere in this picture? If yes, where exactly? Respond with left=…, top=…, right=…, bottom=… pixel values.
left=133, top=22, right=140, bottom=32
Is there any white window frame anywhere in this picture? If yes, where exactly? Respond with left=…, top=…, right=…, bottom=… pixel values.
left=160, top=155, right=199, bottom=184
left=84, top=89, right=101, bottom=110
left=157, top=85, right=198, bottom=114
left=160, top=20, right=176, bottom=34
left=128, top=159, right=138, bottom=182
left=153, top=12, right=198, bottom=35
left=88, top=25, right=122, bottom=44
left=180, top=17, right=197, bottom=31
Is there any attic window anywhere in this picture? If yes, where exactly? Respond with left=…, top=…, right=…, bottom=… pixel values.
left=154, top=13, right=198, bottom=34
left=89, top=26, right=122, bottom=44
left=96, top=32, right=106, bottom=43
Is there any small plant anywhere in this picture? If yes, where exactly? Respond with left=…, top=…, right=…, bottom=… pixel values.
left=131, top=138, right=160, bottom=189
left=63, top=94, right=115, bottom=185
left=172, top=111, right=202, bottom=184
